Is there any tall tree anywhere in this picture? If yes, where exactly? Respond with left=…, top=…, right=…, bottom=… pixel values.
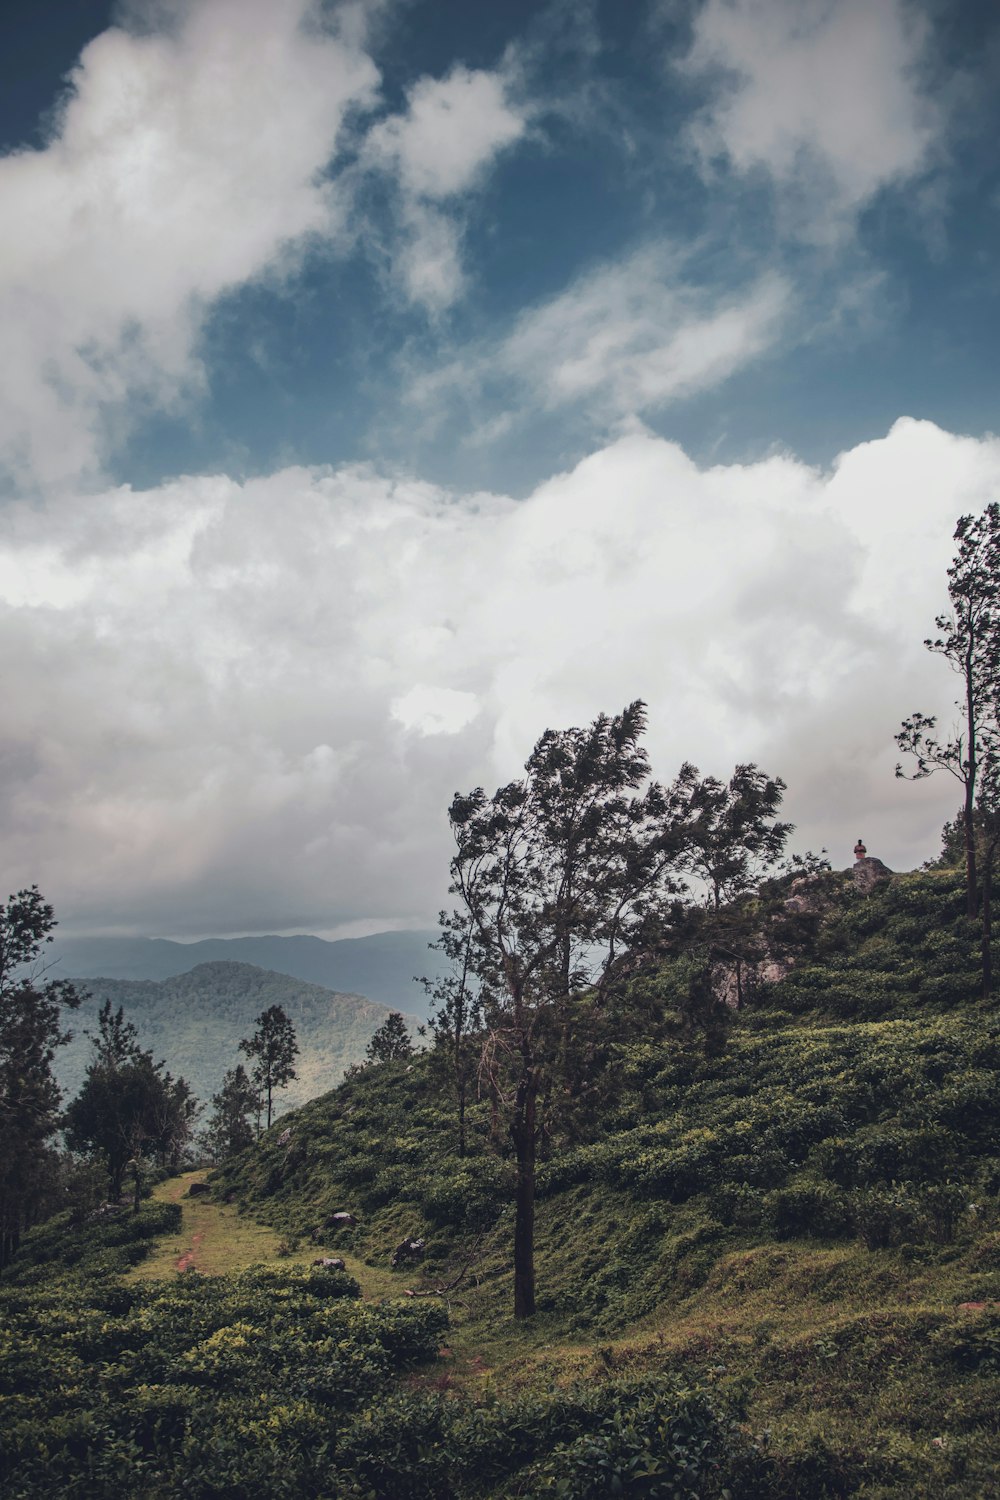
left=202, top=1064, right=258, bottom=1162
left=896, top=503, right=1000, bottom=921
left=0, top=888, right=83, bottom=1264
left=445, top=702, right=688, bottom=1319
left=239, top=1004, right=298, bottom=1131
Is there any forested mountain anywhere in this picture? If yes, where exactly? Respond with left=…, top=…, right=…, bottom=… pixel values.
left=48, top=929, right=443, bottom=1019
left=55, top=962, right=419, bottom=1115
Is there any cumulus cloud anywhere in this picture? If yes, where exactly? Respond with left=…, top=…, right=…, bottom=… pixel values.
left=0, top=419, right=996, bottom=937
left=0, top=0, right=379, bottom=491
left=681, top=0, right=940, bottom=236
left=360, top=63, right=528, bottom=309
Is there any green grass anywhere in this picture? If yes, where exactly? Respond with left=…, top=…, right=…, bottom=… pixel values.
left=132, top=1171, right=404, bottom=1299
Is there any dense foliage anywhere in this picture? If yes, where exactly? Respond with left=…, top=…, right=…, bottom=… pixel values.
left=64, top=1002, right=197, bottom=1200
left=202, top=1063, right=258, bottom=1162
left=0, top=887, right=83, bottom=1264
left=365, top=1011, right=415, bottom=1065
left=208, top=868, right=1000, bottom=1495
left=0, top=1206, right=451, bottom=1499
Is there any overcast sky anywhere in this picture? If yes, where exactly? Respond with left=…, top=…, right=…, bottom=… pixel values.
left=2, top=0, right=999, bottom=939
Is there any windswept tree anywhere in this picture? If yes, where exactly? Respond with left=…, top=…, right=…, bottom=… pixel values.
left=445, top=701, right=691, bottom=1319
left=65, top=1002, right=197, bottom=1201
left=896, top=503, right=1000, bottom=921
left=239, top=1004, right=298, bottom=1131
left=671, top=762, right=794, bottom=1007
left=365, top=1011, right=414, bottom=1065
left=678, top=763, right=792, bottom=910
left=0, top=888, right=83, bottom=1264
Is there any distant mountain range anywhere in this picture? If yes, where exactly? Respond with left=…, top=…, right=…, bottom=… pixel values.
left=48, top=929, right=445, bottom=1019
left=54, top=961, right=421, bottom=1117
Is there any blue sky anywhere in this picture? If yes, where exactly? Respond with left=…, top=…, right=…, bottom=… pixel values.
left=1, top=0, right=999, bottom=937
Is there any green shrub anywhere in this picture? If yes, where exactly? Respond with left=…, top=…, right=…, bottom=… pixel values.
left=766, top=1180, right=852, bottom=1240
left=850, top=1186, right=924, bottom=1250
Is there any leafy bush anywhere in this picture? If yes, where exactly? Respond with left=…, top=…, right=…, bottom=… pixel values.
left=766, top=1180, right=852, bottom=1240
left=849, top=1186, right=924, bottom=1250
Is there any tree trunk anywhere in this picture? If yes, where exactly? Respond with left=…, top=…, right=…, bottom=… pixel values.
left=0, top=1223, right=19, bottom=1268
left=964, top=648, right=979, bottom=918
left=983, top=840, right=997, bottom=999
left=511, top=1075, right=537, bottom=1320
left=456, top=1062, right=466, bottom=1159
left=964, top=780, right=979, bottom=918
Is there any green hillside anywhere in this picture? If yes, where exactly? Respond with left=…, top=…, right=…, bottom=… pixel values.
left=207, top=866, right=1000, bottom=1495
left=6, top=866, right=1000, bottom=1496
left=56, top=962, right=419, bottom=1114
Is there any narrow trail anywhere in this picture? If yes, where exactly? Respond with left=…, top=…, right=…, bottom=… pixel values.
left=137, top=1171, right=492, bottom=1390
left=136, top=1171, right=395, bottom=1297
left=175, top=1231, right=204, bottom=1272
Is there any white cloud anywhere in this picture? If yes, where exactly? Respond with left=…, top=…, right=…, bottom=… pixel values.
left=404, top=245, right=790, bottom=435
left=361, top=63, right=528, bottom=310
left=391, top=685, right=481, bottom=735
left=365, top=65, right=526, bottom=201
left=682, top=0, right=939, bottom=236
left=392, top=200, right=469, bottom=312
left=0, top=0, right=379, bottom=489
left=499, top=246, right=789, bottom=413
left=0, top=419, right=996, bottom=937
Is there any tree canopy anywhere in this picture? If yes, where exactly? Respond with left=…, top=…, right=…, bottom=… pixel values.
left=239, top=1004, right=298, bottom=1131
left=64, top=1002, right=197, bottom=1201
left=364, top=1012, right=414, bottom=1065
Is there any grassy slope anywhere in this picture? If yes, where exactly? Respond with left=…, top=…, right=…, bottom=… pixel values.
left=133, top=1170, right=402, bottom=1297
left=207, top=867, right=1000, bottom=1496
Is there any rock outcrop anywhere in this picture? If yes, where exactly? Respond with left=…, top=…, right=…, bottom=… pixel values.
left=851, top=856, right=893, bottom=894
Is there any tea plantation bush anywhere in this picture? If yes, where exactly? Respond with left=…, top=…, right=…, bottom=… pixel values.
left=0, top=1255, right=446, bottom=1497
left=0, top=1212, right=777, bottom=1499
